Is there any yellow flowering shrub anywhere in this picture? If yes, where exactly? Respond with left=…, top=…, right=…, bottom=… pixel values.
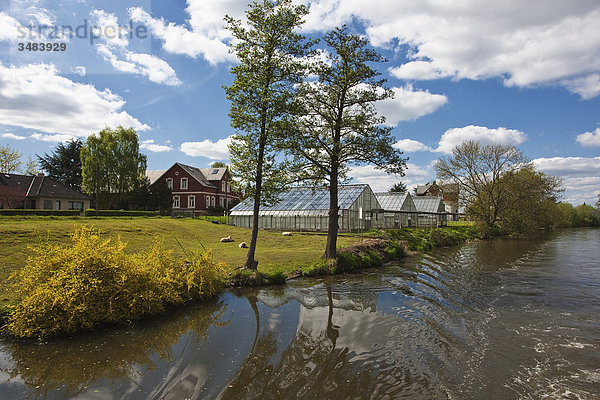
left=8, top=226, right=226, bottom=339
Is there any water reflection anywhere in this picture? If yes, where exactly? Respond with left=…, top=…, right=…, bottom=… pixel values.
left=1, top=299, right=229, bottom=399
left=1, top=230, right=599, bottom=399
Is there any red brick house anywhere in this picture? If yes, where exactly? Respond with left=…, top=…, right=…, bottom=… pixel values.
left=147, top=163, right=239, bottom=216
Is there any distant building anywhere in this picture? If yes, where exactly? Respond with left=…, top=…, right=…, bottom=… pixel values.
left=415, top=180, right=459, bottom=220
left=230, top=184, right=380, bottom=232
left=373, top=192, right=418, bottom=228
left=0, top=173, right=90, bottom=212
left=412, top=196, right=447, bottom=227
left=147, top=163, right=239, bottom=216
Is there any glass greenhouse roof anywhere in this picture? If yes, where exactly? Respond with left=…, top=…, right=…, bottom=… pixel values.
left=375, top=192, right=412, bottom=211
left=230, top=184, right=369, bottom=216
left=412, top=196, right=445, bottom=213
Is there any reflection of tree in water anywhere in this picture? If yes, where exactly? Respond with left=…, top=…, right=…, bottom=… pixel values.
left=221, top=287, right=387, bottom=399
left=1, top=299, right=228, bottom=398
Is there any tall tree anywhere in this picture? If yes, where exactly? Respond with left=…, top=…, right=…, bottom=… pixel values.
left=23, top=155, right=40, bottom=176
left=210, top=161, right=227, bottom=168
left=284, top=26, right=406, bottom=259
left=81, top=127, right=147, bottom=209
left=434, top=140, right=528, bottom=234
left=224, top=0, right=311, bottom=270
left=0, top=145, right=22, bottom=174
left=389, top=182, right=407, bottom=193
left=37, top=139, right=83, bottom=190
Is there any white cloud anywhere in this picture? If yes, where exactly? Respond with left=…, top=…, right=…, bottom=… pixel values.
left=436, top=125, right=527, bottom=154
left=1, top=132, right=26, bottom=140
left=349, top=163, right=431, bottom=192
left=140, top=139, right=173, bottom=153
left=128, top=3, right=239, bottom=65
left=376, top=85, right=447, bottom=126
left=30, top=133, right=78, bottom=143
left=393, top=139, right=433, bottom=152
left=0, top=12, right=20, bottom=41
left=0, top=62, right=149, bottom=136
left=91, top=10, right=181, bottom=86
left=72, top=66, right=87, bottom=76
left=576, top=127, right=600, bottom=147
left=533, top=156, right=600, bottom=204
left=304, top=1, right=600, bottom=99
left=180, top=136, right=232, bottom=160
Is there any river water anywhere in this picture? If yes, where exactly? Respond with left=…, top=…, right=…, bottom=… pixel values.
left=1, top=229, right=599, bottom=399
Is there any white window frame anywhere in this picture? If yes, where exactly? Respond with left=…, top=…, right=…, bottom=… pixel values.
left=211, top=196, right=215, bottom=206
left=166, top=178, right=173, bottom=189
left=206, top=195, right=210, bottom=208
left=181, top=177, right=188, bottom=190
left=221, top=181, right=226, bottom=192
left=188, top=195, right=195, bottom=208
left=173, top=195, right=180, bottom=208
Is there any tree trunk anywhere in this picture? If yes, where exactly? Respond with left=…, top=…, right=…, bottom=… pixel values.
left=244, top=136, right=266, bottom=270
left=325, top=163, right=339, bottom=259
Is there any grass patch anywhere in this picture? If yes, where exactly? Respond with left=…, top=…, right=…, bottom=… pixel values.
left=0, top=216, right=361, bottom=311
left=386, top=226, right=480, bottom=251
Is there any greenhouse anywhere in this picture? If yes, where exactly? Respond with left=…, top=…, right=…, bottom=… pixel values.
left=373, top=192, right=419, bottom=228
left=412, top=196, right=448, bottom=227
left=229, top=184, right=381, bottom=232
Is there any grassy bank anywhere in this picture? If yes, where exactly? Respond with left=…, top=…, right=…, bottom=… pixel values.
left=1, top=216, right=479, bottom=338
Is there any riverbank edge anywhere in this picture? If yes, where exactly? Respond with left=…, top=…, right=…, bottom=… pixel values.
left=0, top=226, right=479, bottom=340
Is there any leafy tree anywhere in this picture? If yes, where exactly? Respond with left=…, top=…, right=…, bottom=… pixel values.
left=23, top=155, right=40, bottom=176
left=37, top=139, right=83, bottom=190
left=497, top=164, right=563, bottom=233
left=389, top=182, right=407, bottom=193
left=81, top=127, right=147, bottom=209
left=210, top=161, right=227, bottom=168
left=224, top=0, right=311, bottom=269
left=0, top=145, right=22, bottom=173
left=596, top=193, right=600, bottom=209
left=434, top=140, right=528, bottom=235
left=285, top=26, right=406, bottom=259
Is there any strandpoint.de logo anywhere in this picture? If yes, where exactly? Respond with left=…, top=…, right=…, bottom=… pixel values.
left=16, top=19, right=148, bottom=45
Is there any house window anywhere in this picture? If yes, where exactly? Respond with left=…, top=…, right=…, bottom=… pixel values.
left=55, top=200, right=61, bottom=210
left=188, top=195, right=195, bottom=208
left=43, top=200, right=52, bottom=209
left=206, top=195, right=210, bottom=208
left=211, top=196, right=215, bottom=206
left=173, top=195, right=180, bottom=208
left=68, top=201, right=84, bottom=210
left=222, top=181, right=226, bottom=192
left=227, top=182, right=230, bottom=193
left=181, top=177, right=188, bottom=190
left=166, top=178, right=173, bottom=189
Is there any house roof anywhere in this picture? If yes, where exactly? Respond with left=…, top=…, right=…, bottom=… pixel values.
left=0, top=174, right=89, bottom=200
left=412, top=196, right=446, bottom=213
left=199, top=168, right=227, bottom=181
left=146, top=170, right=166, bottom=185
left=374, top=192, right=417, bottom=212
left=230, top=184, right=372, bottom=216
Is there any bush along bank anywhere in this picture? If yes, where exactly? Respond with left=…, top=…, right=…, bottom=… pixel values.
left=4, top=227, right=227, bottom=339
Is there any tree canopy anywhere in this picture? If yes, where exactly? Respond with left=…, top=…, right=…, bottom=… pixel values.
left=389, top=182, right=407, bottom=193
left=284, top=26, right=406, bottom=258
left=224, top=0, right=310, bottom=269
left=0, top=145, right=23, bottom=174
left=81, top=127, right=147, bottom=209
left=37, top=139, right=83, bottom=190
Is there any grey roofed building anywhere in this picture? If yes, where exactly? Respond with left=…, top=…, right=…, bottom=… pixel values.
left=412, top=196, right=447, bottom=227
left=374, top=192, right=418, bottom=228
left=229, top=184, right=381, bottom=232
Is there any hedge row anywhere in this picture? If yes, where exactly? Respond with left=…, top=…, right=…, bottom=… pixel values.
left=0, top=209, right=81, bottom=216
left=83, top=209, right=159, bottom=217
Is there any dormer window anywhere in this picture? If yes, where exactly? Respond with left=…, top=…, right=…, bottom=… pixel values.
left=212, top=169, right=218, bottom=174
left=181, top=177, right=188, bottom=190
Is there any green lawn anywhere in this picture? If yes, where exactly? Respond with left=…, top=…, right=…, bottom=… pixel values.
left=0, top=216, right=362, bottom=310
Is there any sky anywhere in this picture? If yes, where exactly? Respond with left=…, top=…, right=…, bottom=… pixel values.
left=1, top=0, right=599, bottom=205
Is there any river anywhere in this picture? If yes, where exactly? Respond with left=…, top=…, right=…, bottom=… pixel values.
left=1, top=228, right=599, bottom=399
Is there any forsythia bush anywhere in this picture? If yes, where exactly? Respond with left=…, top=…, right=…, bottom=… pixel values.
left=8, top=226, right=227, bottom=339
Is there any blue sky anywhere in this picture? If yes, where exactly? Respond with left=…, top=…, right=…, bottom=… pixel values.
left=1, top=0, right=599, bottom=204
